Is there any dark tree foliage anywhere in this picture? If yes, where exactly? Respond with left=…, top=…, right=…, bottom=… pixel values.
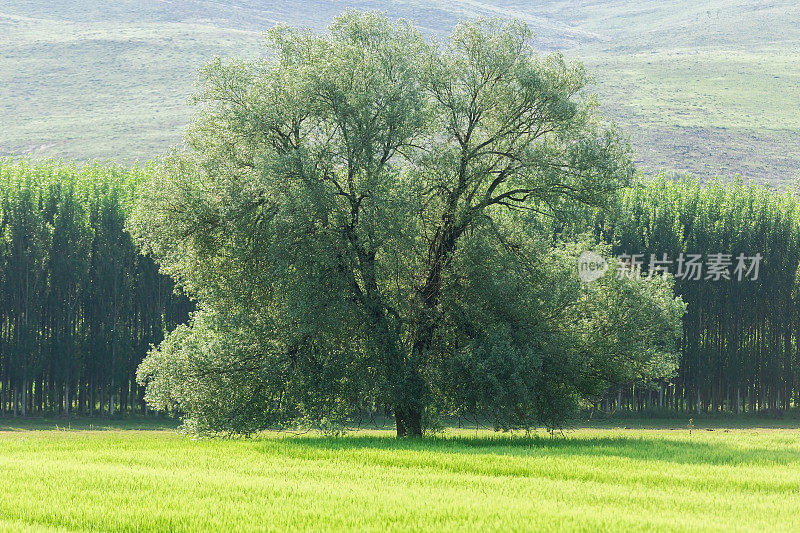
left=0, top=159, right=192, bottom=416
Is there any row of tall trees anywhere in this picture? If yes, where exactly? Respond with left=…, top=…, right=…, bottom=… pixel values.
left=599, top=175, right=800, bottom=414
left=0, top=159, right=192, bottom=416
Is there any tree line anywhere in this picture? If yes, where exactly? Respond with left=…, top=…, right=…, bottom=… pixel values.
left=598, top=175, right=800, bottom=415
left=0, top=159, right=192, bottom=417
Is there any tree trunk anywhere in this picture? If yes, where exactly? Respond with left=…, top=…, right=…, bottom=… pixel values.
left=395, top=406, right=422, bottom=438
left=395, top=410, right=407, bottom=437
left=21, top=381, right=26, bottom=417
left=736, top=387, right=741, bottom=414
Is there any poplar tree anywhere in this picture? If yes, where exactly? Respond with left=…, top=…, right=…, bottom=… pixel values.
left=0, top=159, right=191, bottom=416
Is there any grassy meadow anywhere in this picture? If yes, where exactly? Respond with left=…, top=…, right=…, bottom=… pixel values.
left=2, top=1, right=799, bottom=184
left=1, top=419, right=800, bottom=531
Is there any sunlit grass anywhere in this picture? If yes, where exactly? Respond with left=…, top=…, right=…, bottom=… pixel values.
left=1, top=419, right=799, bottom=531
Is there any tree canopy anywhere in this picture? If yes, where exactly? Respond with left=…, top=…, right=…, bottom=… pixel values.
left=132, top=11, right=684, bottom=436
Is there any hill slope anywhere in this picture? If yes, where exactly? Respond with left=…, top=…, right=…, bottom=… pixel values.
left=1, top=0, right=798, bottom=184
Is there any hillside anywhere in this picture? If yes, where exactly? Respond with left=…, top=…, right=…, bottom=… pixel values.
left=1, top=0, right=798, bottom=184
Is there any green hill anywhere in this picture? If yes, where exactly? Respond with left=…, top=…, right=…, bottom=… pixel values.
left=2, top=0, right=798, bottom=184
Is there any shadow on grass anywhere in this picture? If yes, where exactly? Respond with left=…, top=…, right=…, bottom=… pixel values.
left=3, top=415, right=799, bottom=468
left=580, top=416, right=800, bottom=430
left=0, top=416, right=180, bottom=432
left=280, top=430, right=800, bottom=468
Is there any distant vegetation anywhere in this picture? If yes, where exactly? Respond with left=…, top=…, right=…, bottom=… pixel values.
left=6, top=158, right=797, bottom=421
left=0, top=159, right=191, bottom=417
left=1, top=0, right=798, bottom=184
left=601, top=175, right=800, bottom=414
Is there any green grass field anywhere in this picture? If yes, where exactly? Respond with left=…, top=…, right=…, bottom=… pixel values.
left=1, top=418, right=799, bottom=531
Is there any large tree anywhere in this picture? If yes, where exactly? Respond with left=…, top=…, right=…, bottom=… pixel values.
left=132, top=11, right=684, bottom=436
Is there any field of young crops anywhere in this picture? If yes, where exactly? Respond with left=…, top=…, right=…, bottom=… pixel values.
left=1, top=419, right=798, bottom=531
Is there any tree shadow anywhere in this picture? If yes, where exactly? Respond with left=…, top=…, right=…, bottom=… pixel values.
left=279, top=431, right=800, bottom=468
